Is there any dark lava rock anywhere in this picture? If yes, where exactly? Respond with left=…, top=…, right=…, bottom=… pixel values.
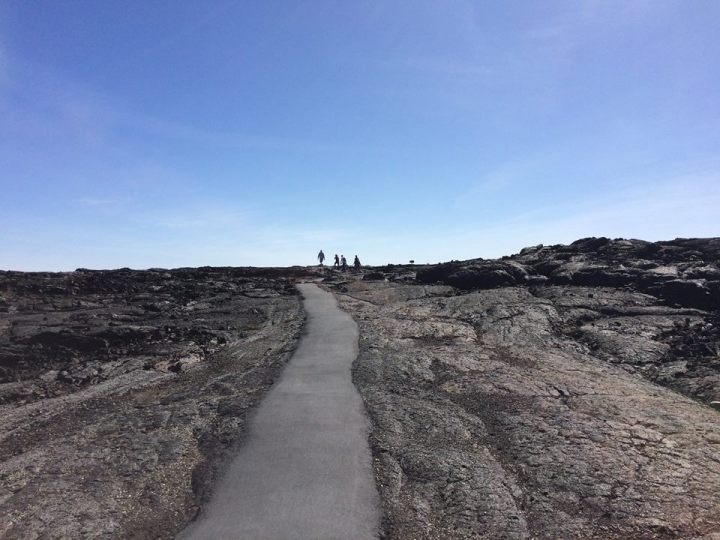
left=416, top=237, right=720, bottom=311
left=558, top=265, right=639, bottom=287
left=417, top=261, right=531, bottom=290
left=0, top=266, right=310, bottom=538
left=25, top=331, right=109, bottom=354
left=659, top=279, right=715, bottom=311
left=569, top=236, right=613, bottom=251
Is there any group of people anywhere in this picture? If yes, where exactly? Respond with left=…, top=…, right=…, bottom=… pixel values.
left=317, top=250, right=361, bottom=272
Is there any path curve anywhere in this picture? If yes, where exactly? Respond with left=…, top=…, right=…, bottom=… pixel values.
left=180, top=283, right=380, bottom=540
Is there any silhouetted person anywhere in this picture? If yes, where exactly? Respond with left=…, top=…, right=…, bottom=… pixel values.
left=340, top=255, right=348, bottom=272
left=317, top=250, right=325, bottom=266
left=353, top=255, right=361, bottom=272
left=333, top=254, right=340, bottom=268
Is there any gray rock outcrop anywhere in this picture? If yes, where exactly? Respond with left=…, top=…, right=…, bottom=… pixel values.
left=331, top=237, right=720, bottom=538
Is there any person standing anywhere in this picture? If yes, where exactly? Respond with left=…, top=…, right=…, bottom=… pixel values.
left=353, top=255, right=361, bottom=272
left=340, top=255, right=348, bottom=272
left=333, top=254, right=340, bottom=268
left=317, top=250, right=325, bottom=266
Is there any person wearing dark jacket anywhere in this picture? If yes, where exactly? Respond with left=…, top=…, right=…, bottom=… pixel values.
left=353, top=255, right=361, bottom=272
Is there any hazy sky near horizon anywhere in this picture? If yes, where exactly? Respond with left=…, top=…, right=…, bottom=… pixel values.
left=1, top=1, right=719, bottom=270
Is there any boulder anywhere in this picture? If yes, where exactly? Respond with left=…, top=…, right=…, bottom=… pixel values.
left=568, top=266, right=638, bottom=288
left=659, top=279, right=716, bottom=311
left=569, top=237, right=612, bottom=252
left=446, top=267, right=517, bottom=289
left=683, top=265, right=720, bottom=280
left=418, top=261, right=531, bottom=290
left=39, top=370, right=59, bottom=383
left=416, top=262, right=461, bottom=285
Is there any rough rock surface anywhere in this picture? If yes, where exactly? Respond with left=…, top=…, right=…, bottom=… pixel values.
left=0, top=267, right=307, bottom=539
left=330, top=237, right=720, bottom=539
left=416, top=237, right=720, bottom=312
left=3, top=238, right=719, bottom=539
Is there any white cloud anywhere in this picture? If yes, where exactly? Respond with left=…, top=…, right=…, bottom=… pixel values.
left=453, top=154, right=559, bottom=209
left=75, top=197, right=118, bottom=207
left=454, top=169, right=518, bottom=207
left=526, top=0, right=675, bottom=60
left=0, top=52, right=348, bottom=153
left=134, top=206, right=247, bottom=231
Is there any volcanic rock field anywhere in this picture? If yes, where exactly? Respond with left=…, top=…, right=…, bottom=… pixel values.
left=0, top=267, right=307, bottom=538
left=2, top=237, right=720, bottom=538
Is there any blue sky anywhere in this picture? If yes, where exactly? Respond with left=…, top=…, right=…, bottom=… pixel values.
left=1, top=1, right=718, bottom=270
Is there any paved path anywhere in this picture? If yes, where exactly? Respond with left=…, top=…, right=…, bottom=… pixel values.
left=179, top=283, right=380, bottom=540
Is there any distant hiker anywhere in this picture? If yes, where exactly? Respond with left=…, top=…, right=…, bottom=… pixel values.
left=353, top=255, right=361, bottom=272
left=340, top=255, right=348, bottom=272
left=333, top=254, right=340, bottom=268
left=317, top=250, right=325, bottom=266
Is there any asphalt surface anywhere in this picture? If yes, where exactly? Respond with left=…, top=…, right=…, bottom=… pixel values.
left=179, top=283, right=380, bottom=540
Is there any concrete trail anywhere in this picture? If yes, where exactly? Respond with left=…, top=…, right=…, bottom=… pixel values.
left=179, top=283, right=380, bottom=540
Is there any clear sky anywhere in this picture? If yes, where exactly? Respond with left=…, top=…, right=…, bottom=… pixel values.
left=1, top=1, right=718, bottom=270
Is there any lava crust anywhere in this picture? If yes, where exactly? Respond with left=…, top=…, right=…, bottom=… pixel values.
left=0, top=267, right=308, bottom=538
left=330, top=237, right=720, bottom=539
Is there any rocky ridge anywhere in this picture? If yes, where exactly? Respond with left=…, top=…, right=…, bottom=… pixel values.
left=417, top=237, right=720, bottom=312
